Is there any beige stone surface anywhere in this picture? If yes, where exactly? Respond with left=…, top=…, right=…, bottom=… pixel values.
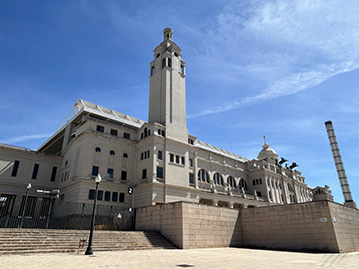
left=1, top=248, right=359, bottom=269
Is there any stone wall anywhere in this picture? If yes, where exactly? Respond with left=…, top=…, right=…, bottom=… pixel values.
left=240, top=201, right=339, bottom=252
left=135, top=200, right=359, bottom=252
left=136, top=202, right=241, bottom=248
left=328, top=202, right=359, bottom=252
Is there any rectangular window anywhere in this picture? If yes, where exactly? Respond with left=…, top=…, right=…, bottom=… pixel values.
left=176, top=155, right=180, bottom=164
left=140, top=152, right=144, bottom=160
left=181, top=65, right=184, bottom=74
left=168, top=58, right=172, bottom=68
left=92, top=166, right=99, bottom=176
left=11, top=160, right=20, bottom=177
left=50, top=167, right=57, bottom=182
left=88, top=189, right=95, bottom=200
left=96, top=125, right=104, bottom=132
left=170, top=154, right=174, bottom=162
left=162, top=58, right=166, bottom=68
left=107, top=168, right=114, bottom=178
left=157, top=166, right=163, bottom=178
left=189, top=173, right=194, bottom=184
left=31, top=164, right=39, bottom=179
left=158, top=150, right=163, bottom=160
left=142, top=169, right=147, bottom=179
left=181, top=157, right=185, bottom=165
left=105, top=191, right=111, bottom=201
left=97, top=190, right=103, bottom=201
left=112, top=192, right=118, bottom=202
left=123, top=132, right=130, bottom=139
left=151, top=66, right=155, bottom=76
left=121, top=171, right=127, bottom=181
left=189, top=159, right=193, bottom=167
left=119, top=193, right=125, bottom=203
left=253, top=180, right=256, bottom=186
left=110, top=129, right=118, bottom=136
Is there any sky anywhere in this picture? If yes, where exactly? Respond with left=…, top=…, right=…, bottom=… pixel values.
left=0, top=0, right=358, bottom=204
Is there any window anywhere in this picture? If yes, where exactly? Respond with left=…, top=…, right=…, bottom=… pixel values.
left=176, top=155, right=179, bottom=163
left=181, top=157, right=185, bottom=165
left=142, top=169, right=147, bottom=179
left=181, top=65, right=184, bottom=74
left=107, top=168, right=114, bottom=178
left=121, top=171, right=127, bottom=181
left=110, top=129, right=118, bottom=136
left=214, top=173, right=224, bottom=186
left=156, top=53, right=160, bottom=58
left=105, top=191, right=111, bottom=201
left=189, top=173, right=194, bottom=184
left=169, top=154, right=174, bottom=162
left=97, top=190, right=103, bottom=201
left=95, top=147, right=101, bottom=152
left=88, top=189, right=95, bottom=200
left=92, top=166, right=99, bottom=176
left=151, top=66, right=155, bottom=76
left=123, top=153, right=128, bottom=158
left=158, top=150, right=163, bottom=160
left=50, top=167, right=57, bottom=182
left=123, top=132, right=130, bottom=139
left=110, top=150, right=115, bottom=156
left=174, top=52, right=178, bottom=57
left=168, top=58, right=172, bottom=68
left=162, top=58, right=166, bottom=68
left=239, top=179, right=248, bottom=190
left=112, top=192, right=118, bottom=202
left=198, top=169, right=209, bottom=183
left=31, top=164, right=39, bottom=179
left=189, top=159, right=193, bottom=167
left=96, top=125, right=104, bottom=132
left=119, top=193, right=125, bottom=203
left=11, top=160, right=20, bottom=177
left=39, top=198, right=51, bottom=218
left=227, top=176, right=236, bottom=188
left=157, top=167, right=163, bottom=179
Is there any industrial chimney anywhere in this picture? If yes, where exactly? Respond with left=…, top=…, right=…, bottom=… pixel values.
left=325, top=121, right=357, bottom=208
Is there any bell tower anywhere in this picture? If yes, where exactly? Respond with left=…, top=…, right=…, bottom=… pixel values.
left=148, top=28, right=188, bottom=142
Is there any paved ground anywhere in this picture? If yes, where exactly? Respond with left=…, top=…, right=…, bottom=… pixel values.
left=1, top=248, right=359, bottom=269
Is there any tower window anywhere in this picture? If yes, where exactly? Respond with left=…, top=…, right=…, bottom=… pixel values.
left=174, top=52, right=178, bottom=57
left=151, top=66, right=155, bottom=76
left=95, top=147, right=101, bottom=152
left=168, top=58, right=172, bottom=68
left=156, top=53, right=160, bottom=58
left=162, top=58, right=166, bottom=68
left=181, top=65, right=185, bottom=74
left=123, top=153, right=128, bottom=158
left=110, top=150, right=115, bottom=156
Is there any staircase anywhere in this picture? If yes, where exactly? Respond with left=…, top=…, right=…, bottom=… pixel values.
left=0, top=229, right=177, bottom=255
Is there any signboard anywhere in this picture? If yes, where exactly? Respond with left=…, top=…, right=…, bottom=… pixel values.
left=128, top=187, right=134, bottom=195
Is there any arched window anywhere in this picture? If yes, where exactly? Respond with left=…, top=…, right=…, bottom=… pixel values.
left=95, top=147, right=101, bottom=153
left=198, top=169, right=209, bottom=183
left=123, top=153, right=128, bottom=158
left=238, top=178, right=248, bottom=191
left=213, top=173, right=224, bottom=186
left=227, top=176, right=236, bottom=188
left=110, top=150, right=115, bottom=156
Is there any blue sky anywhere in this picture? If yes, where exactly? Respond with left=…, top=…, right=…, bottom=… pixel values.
left=1, top=0, right=358, bottom=204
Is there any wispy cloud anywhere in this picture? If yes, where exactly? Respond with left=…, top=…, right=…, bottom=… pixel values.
left=189, top=0, right=359, bottom=118
left=2, top=134, right=52, bottom=144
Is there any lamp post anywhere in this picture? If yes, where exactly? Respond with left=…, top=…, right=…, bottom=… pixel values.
left=85, top=174, right=102, bottom=255
left=19, top=183, right=31, bottom=229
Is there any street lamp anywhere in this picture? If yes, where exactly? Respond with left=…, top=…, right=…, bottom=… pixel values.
left=19, top=183, right=31, bottom=229
left=85, top=174, right=102, bottom=255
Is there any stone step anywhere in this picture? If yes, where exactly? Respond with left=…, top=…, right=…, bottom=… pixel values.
left=0, top=229, right=176, bottom=255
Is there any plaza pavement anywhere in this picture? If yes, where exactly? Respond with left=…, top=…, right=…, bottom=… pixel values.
left=1, top=248, right=359, bottom=269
